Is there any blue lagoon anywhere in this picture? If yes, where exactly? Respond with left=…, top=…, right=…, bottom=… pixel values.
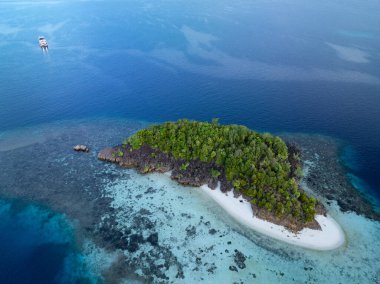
left=0, top=0, right=380, bottom=283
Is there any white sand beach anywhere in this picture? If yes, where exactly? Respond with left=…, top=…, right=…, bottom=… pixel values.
left=200, top=183, right=345, bottom=251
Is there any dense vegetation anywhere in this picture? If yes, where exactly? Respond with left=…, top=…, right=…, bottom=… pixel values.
left=125, top=119, right=317, bottom=222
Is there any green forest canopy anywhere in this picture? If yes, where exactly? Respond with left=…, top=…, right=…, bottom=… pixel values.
left=125, top=119, right=317, bottom=222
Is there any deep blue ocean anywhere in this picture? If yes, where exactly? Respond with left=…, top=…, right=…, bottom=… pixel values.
left=1, top=0, right=380, bottom=282
left=0, top=198, right=89, bottom=283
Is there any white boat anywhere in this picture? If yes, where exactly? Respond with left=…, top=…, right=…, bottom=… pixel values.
left=38, top=36, right=48, bottom=49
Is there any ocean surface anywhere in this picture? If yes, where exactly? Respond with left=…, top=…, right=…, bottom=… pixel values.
left=0, top=0, right=380, bottom=283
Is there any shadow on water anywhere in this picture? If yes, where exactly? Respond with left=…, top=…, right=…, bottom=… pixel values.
left=339, top=145, right=380, bottom=213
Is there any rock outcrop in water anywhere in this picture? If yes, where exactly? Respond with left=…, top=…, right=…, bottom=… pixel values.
left=73, top=144, right=90, bottom=152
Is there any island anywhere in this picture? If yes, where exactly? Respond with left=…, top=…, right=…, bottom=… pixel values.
left=98, top=119, right=344, bottom=250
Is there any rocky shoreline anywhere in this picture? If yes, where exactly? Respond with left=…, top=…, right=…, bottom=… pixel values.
left=282, top=134, right=380, bottom=222
left=98, top=144, right=325, bottom=232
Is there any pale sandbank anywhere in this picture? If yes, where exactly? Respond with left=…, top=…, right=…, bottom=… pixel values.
left=200, top=183, right=345, bottom=251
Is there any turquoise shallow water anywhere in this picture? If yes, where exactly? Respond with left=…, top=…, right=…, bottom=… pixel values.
left=103, top=169, right=380, bottom=283
left=1, top=0, right=380, bottom=282
left=0, top=118, right=378, bottom=283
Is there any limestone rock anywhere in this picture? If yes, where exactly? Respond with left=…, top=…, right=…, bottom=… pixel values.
left=73, top=144, right=90, bottom=153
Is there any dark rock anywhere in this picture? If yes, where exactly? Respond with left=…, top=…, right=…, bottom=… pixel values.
left=127, top=241, right=139, bottom=252
left=185, top=225, right=196, bottom=237
left=234, top=250, right=246, bottom=269
left=130, top=233, right=144, bottom=243
left=209, top=228, right=217, bottom=235
left=98, top=147, right=114, bottom=160
left=73, top=144, right=90, bottom=152
left=127, top=234, right=144, bottom=252
left=229, top=265, right=238, bottom=272
left=233, top=188, right=241, bottom=198
left=207, top=264, right=217, bottom=274
left=176, top=270, right=184, bottom=279
left=138, top=208, right=152, bottom=215
left=147, top=233, right=159, bottom=246
left=196, top=257, right=202, bottom=265
left=207, top=178, right=218, bottom=189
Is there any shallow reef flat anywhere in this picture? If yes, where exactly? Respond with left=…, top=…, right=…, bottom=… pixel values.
left=0, top=118, right=379, bottom=283
left=281, top=133, right=380, bottom=222
left=101, top=169, right=380, bottom=283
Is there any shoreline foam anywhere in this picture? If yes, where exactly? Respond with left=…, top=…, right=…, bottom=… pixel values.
left=200, top=183, right=345, bottom=251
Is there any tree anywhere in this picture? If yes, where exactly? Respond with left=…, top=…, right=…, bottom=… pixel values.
left=124, top=119, right=317, bottom=223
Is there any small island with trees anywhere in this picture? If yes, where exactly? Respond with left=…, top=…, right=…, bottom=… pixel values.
left=98, top=119, right=328, bottom=232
